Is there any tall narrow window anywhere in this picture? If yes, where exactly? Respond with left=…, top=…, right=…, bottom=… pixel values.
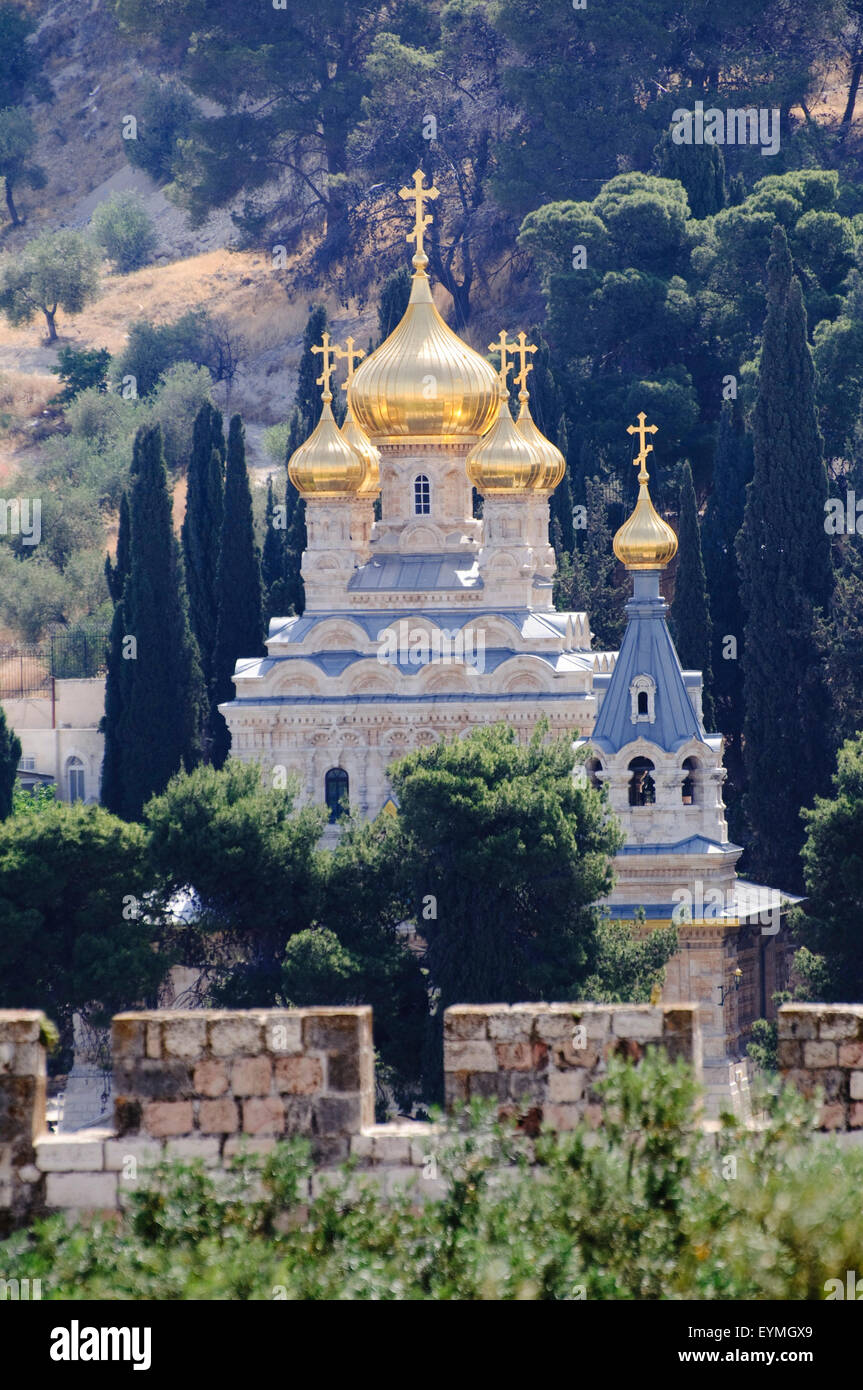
left=414, top=474, right=430, bottom=515
left=67, top=756, right=85, bottom=803
left=637, top=690, right=648, bottom=716
left=628, top=757, right=656, bottom=807
left=325, top=767, right=349, bottom=823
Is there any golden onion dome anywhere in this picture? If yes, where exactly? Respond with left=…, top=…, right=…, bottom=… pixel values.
left=341, top=401, right=381, bottom=495
left=466, top=388, right=543, bottom=494
left=613, top=413, right=678, bottom=569
left=287, top=399, right=368, bottom=498
left=515, top=395, right=566, bottom=492
left=349, top=270, right=500, bottom=444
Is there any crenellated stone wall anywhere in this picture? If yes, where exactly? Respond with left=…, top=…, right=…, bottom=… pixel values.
left=778, top=1004, right=863, bottom=1130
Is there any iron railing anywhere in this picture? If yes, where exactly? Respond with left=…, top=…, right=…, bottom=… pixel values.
left=0, top=628, right=109, bottom=699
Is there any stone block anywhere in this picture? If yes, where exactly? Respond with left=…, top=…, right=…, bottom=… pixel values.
left=350, top=1132, right=374, bottom=1161
left=783, top=1068, right=817, bottom=1098
left=818, top=1103, right=846, bottom=1131
left=778, top=1012, right=817, bottom=1041
left=199, top=1098, right=239, bottom=1134
left=542, top=1104, right=580, bottom=1132
left=113, top=1060, right=195, bottom=1101
left=223, top=1136, right=279, bottom=1161
left=242, top=1097, right=285, bottom=1134
left=495, top=1042, right=534, bottom=1071
left=274, top=1056, right=323, bottom=1095
left=612, top=1009, right=664, bottom=1040
left=849, top=1103, right=863, bottom=1129
left=103, top=1138, right=162, bottom=1172
left=445, top=1041, right=496, bottom=1072
left=803, top=1041, right=837, bottom=1068
left=327, top=1049, right=361, bottom=1093
left=777, top=1040, right=802, bottom=1069
left=163, top=1019, right=207, bottom=1060
left=839, top=1042, right=863, bottom=1068
left=282, top=1096, right=314, bottom=1133
left=850, top=1072, right=863, bottom=1102
left=45, top=1171, right=118, bottom=1209
left=232, top=1056, right=273, bottom=1096
left=508, top=1071, right=545, bottom=1102
left=548, top=1070, right=587, bottom=1104
left=142, top=1101, right=193, bottom=1137
left=372, top=1134, right=411, bottom=1165
left=0, top=1075, right=42, bottom=1144
left=819, top=1011, right=863, bottom=1041
left=384, top=1166, right=421, bottom=1196
left=301, top=1012, right=364, bottom=1052
left=146, top=1022, right=162, bottom=1060
left=13, top=1044, right=40, bottom=1075
left=467, top=1071, right=509, bottom=1101
left=444, top=1008, right=494, bottom=1041
left=112, top=1018, right=145, bottom=1060
left=316, top=1095, right=362, bottom=1135
left=209, top=1017, right=263, bottom=1056
left=488, top=1014, right=533, bottom=1042
left=35, top=1135, right=107, bottom=1172
left=0, top=1013, right=42, bottom=1043
left=164, top=1137, right=221, bottom=1167
left=193, top=1059, right=229, bottom=1098
left=264, top=1018, right=303, bottom=1055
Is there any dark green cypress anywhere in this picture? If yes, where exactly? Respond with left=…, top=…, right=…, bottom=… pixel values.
left=703, top=399, right=752, bottom=733
left=573, top=477, right=626, bottom=650
left=262, top=473, right=288, bottom=622
left=181, top=403, right=225, bottom=695
left=105, top=491, right=130, bottom=603
left=654, top=130, right=727, bottom=219
left=550, top=415, right=576, bottom=556
left=102, top=425, right=206, bottom=820
left=735, top=224, right=833, bottom=889
left=377, top=267, right=411, bottom=343
left=0, top=706, right=21, bottom=819
left=210, top=416, right=266, bottom=768
left=296, top=305, right=328, bottom=429
left=669, top=461, right=715, bottom=729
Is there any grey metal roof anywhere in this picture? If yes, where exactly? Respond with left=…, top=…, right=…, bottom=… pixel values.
left=348, top=553, right=482, bottom=592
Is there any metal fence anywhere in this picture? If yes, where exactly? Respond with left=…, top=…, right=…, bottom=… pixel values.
left=0, top=629, right=109, bottom=699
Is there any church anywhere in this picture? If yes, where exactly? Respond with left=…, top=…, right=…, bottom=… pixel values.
left=222, top=172, right=793, bottom=1080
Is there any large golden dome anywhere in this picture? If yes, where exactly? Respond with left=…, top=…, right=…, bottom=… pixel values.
left=613, top=413, right=678, bottom=569
left=466, top=387, right=542, bottom=494
left=348, top=171, right=499, bottom=444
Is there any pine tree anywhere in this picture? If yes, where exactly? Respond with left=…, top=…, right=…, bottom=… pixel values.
left=296, top=304, right=328, bottom=429
left=210, top=416, right=266, bottom=768
left=181, top=403, right=225, bottom=696
left=736, top=225, right=833, bottom=890
left=102, top=425, right=206, bottom=820
left=669, top=462, right=715, bottom=729
left=0, top=706, right=21, bottom=819
left=105, top=491, right=130, bottom=603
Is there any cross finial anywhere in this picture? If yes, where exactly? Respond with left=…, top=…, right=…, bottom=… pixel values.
left=311, top=331, right=337, bottom=402
left=334, top=336, right=365, bottom=390
left=488, top=330, right=521, bottom=395
left=513, top=330, right=538, bottom=399
left=626, top=411, right=659, bottom=483
left=399, top=169, right=439, bottom=270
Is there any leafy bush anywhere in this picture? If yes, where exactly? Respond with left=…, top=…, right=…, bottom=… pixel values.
left=91, top=191, right=157, bottom=273
left=146, top=361, right=212, bottom=470
left=124, top=79, right=199, bottom=183
left=114, top=310, right=212, bottom=398
left=49, top=346, right=111, bottom=404
left=3, top=1050, right=862, bottom=1299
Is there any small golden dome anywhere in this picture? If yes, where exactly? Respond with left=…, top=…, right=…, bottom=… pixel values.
left=342, top=402, right=381, bottom=495
left=515, top=396, right=566, bottom=492
left=288, top=400, right=368, bottom=498
left=466, top=388, right=543, bottom=494
left=613, top=413, right=678, bottom=569
left=349, top=271, right=500, bottom=444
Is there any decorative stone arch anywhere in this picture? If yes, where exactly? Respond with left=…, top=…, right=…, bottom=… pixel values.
left=494, top=655, right=550, bottom=695
left=304, top=618, right=368, bottom=651
left=420, top=666, right=472, bottom=694
left=347, top=663, right=399, bottom=695
left=630, top=673, right=657, bottom=724
left=681, top=753, right=706, bottom=805
left=585, top=754, right=604, bottom=790
left=627, top=755, right=656, bottom=806
left=399, top=521, right=445, bottom=552
left=467, top=616, right=521, bottom=648
left=271, top=662, right=324, bottom=698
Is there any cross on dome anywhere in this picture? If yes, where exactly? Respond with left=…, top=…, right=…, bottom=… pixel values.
left=488, top=330, right=521, bottom=396
left=513, top=331, right=538, bottom=400
left=311, top=331, right=338, bottom=402
left=626, top=410, right=659, bottom=483
left=334, top=336, right=365, bottom=389
left=398, top=169, right=439, bottom=270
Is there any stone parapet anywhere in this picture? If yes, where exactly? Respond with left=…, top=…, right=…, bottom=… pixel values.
left=778, top=1004, right=863, bottom=1130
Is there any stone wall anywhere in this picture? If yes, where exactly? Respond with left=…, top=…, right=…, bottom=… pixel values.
left=444, top=1003, right=702, bottom=1130
left=778, top=1004, right=863, bottom=1130
left=0, top=1012, right=46, bottom=1236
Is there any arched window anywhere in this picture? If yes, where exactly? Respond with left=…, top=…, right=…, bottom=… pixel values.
left=630, top=674, right=656, bottom=724
left=681, top=755, right=701, bottom=805
left=325, top=767, right=349, bottom=823
left=637, top=690, right=648, bottom=716
left=67, top=756, right=85, bottom=803
left=586, top=757, right=603, bottom=790
left=628, top=757, right=656, bottom=807
left=414, top=474, right=430, bottom=515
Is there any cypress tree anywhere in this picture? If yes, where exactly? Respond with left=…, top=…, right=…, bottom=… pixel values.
left=102, top=425, right=206, bottom=820
left=573, top=477, right=626, bottom=650
left=0, top=706, right=21, bottom=819
left=377, top=267, right=411, bottom=343
left=736, top=224, right=833, bottom=889
left=262, top=473, right=288, bottom=622
left=669, top=461, right=715, bottom=729
left=296, top=305, right=328, bottom=429
left=654, top=131, right=727, bottom=219
left=181, top=402, right=225, bottom=695
left=550, top=415, right=576, bottom=556
left=210, top=416, right=266, bottom=768
left=105, top=491, right=130, bottom=603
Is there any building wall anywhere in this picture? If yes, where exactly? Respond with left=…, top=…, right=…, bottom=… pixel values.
left=2, top=678, right=104, bottom=804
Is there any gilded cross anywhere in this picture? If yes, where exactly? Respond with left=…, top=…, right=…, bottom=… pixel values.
left=334, top=336, right=365, bottom=389
left=513, top=330, right=538, bottom=398
left=626, top=411, right=658, bottom=482
left=488, top=330, right=521, bottom=394
left=311, top=331, right=337, bottom=401
left=399, top=169, right=439, bottom=266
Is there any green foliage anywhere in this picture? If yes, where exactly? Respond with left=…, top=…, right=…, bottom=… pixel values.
left=6, top=1049, right=862, bottom=1300
left=0, top=229, right=100, bottom=341
left=49, top=346, right=111, bottom=405
left=210, top=416, right=265, bottom=767
left=90, top=191, right=158, bottom=273
left=669, top=461, right=714, bottom=728
left=793, top=732, right=863, bottom=1001
left=181, top=403, right=224, bottom=697
left=145, top=361, right=213, bottom=471
left=10, top=783, right=57, bottom=818
left=0, top=3, right=45, bottom=109
left=123, top=78, right=199, bottom=183
left=0, top=705, right=20, bottom=820
left=816, top=542, right=863, bottom=748
left=0, top=802, right=165, bottom=1062
left=114, top=308, right=215, bottom=399
left=582, top=914, right=678, bottom=1004
left=0, top=105, right=44, bottom=226
left=376, top=267, right=412, bottom=342
left=557, top=477, right=625, bottom=651
left=144, top=760, right=325, bottom=1005
left=654, top=131, right=726, bottom=220
left=101, top=424, right=206, bottom=820
left=296, top=305, right=328, bottom=430
left=736, top=225, right=833, bottom=890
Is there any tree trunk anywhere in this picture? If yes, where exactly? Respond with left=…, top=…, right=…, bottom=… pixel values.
left=44, top=307, right=57, bottom=342
left=840, top=54, right=863, bottom=140
left=4, top=178, right=19, bottom=227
